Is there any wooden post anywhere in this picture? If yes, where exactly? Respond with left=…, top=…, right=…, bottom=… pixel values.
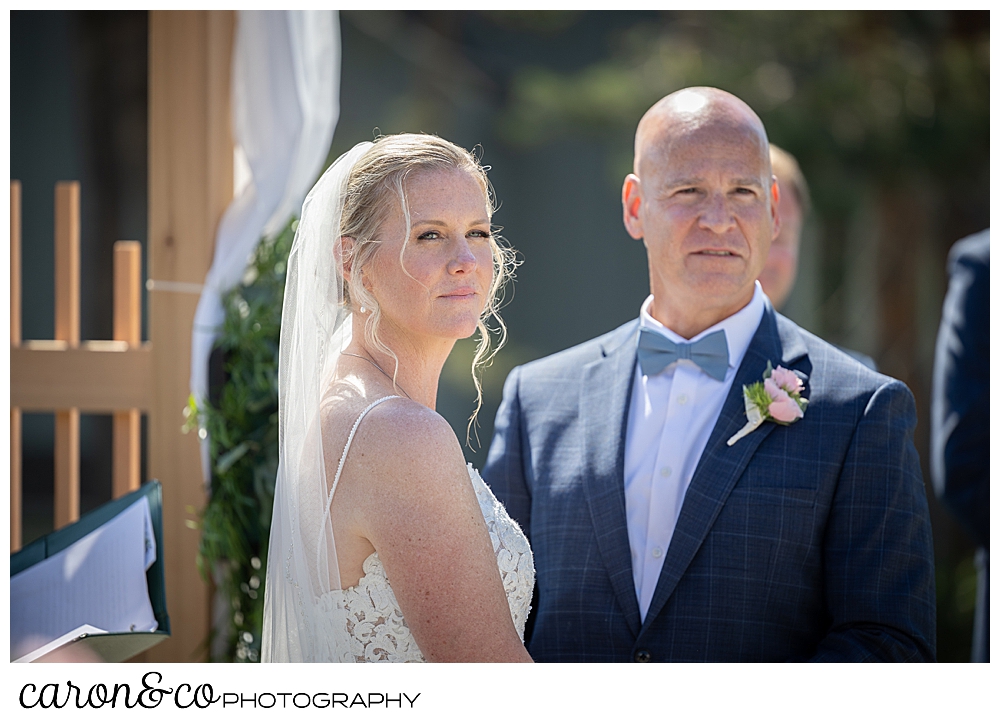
left=11, top=181, right=22, bottom=552
left=113, top=241, right=143, bottom=498
left=11, top=186, right=153, bottom=546
left=54, top=182, right=81, bottom=529
left=147, top=10, right=235, bottom=662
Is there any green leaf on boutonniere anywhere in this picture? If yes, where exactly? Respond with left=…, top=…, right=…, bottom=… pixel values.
left=728, top=361, right=809, bottom=446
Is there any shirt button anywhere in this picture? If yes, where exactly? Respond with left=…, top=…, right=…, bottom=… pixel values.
left=660, top=466, right=672, bottom=478
left=677, top=394, right=688, bottom=405
left=651, top=547, right=663, bottom=558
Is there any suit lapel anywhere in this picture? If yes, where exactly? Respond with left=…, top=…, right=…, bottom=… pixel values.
left=640, top=303, right=810, bottom=630
left=580, top=321, right=643, bottom=637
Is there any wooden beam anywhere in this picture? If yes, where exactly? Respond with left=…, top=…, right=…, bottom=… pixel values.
left=11, top=180, right=22, bottom=552
left=54, top=182, right=81, bottom=528
left=113, top=241, right=143, bottom=498
left=54, top=182, right=81, bottom=346
left=147, top=9, right=235, bottom=662
left=54, top=411, right=79, bottom=529
left=11, top=344, right=152, bottom=411
left=113, top=241, right=142, bottom=345
left=113, top=410, right=142, bottom=498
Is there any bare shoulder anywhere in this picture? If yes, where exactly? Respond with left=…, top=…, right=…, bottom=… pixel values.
left=341, top=398, right=469, bottom=499
left=363, top=397, right=460, bottom=448
left=358, top=398, right=464, bottom=466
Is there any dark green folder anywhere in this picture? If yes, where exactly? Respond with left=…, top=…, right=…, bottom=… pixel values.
left=11, top=480, right=171, bottom=662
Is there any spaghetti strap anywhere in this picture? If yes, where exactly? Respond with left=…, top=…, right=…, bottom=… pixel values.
left=324, top=396, right=402, bottom=513
left=317, top=395, right=402, bottom=583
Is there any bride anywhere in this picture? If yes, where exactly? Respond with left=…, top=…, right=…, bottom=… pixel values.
left=261, top=134, right=534, bottom=662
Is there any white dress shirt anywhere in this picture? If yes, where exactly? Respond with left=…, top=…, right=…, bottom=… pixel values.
left=624, top=282, right=766, bottom=620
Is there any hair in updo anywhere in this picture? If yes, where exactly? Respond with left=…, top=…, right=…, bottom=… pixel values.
left=339, top=132, right=517, bottom=437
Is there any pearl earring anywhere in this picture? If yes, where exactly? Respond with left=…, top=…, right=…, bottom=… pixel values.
left=360, top=306, right=366, bottom=314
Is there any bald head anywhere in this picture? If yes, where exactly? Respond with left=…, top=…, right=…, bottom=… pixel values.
left=622, top=87, right=780, bottom=338
left=634, top=87, right=771, bottom=178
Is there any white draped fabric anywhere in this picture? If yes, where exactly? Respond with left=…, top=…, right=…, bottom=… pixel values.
left=190, top=10, right=341, bottom=481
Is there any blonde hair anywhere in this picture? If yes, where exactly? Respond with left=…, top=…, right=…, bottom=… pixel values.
left=339, top=133, right=517, bottom=438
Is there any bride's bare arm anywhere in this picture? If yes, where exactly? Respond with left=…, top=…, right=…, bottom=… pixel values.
left=340, top=401, right=533, bottom=663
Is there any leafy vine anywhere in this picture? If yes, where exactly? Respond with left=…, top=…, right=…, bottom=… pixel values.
left=184, top=219, right=295, bottom=662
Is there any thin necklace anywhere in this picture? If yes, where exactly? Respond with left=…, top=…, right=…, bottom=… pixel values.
left=341, top=351, right=412, bottom=400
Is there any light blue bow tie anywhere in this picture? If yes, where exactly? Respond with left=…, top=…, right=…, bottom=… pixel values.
left=637, top=327, right=729, bottom=381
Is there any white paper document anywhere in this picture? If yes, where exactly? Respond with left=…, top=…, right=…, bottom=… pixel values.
left=10, top=497, right=159, bottom=662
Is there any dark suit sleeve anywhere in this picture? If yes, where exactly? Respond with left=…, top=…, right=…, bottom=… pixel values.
left=483, top=366, right=532, bottom=536
left=808, top=380, right=937, bottom=662
left=931, top=238, right=990, bottom=547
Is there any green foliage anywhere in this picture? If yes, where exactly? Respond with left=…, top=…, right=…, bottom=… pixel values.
left=496, top=10, right=989, bottom=280
left=499, top=11, right=988, bottom=185
left=187, top=218, right=296, bottom=662
left=744, top=382, right=775, bottom=418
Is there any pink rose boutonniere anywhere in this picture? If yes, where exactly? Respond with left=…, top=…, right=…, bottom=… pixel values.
left=727, top=362, right=808, bottom=446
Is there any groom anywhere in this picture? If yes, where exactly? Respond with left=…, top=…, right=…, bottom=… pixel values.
left=483, top=87, right=936, bottom=662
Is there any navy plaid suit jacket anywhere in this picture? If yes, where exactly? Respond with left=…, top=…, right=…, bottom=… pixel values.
left=483, top=303, right=936, bottom=662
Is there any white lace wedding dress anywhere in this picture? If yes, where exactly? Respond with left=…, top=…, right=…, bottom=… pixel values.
left=315, top=396, right=534, bottom=663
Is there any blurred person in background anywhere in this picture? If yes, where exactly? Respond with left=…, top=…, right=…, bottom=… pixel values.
left=931, top=229, right=990, bottom=663
left=759, top=144, right=876, bottom=371
left=757, top=144, right=806, bottom=313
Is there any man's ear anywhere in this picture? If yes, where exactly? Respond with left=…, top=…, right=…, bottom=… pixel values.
left=769, top=175, right=782, bottom=241
left=622, top=174, right=644, bottom=240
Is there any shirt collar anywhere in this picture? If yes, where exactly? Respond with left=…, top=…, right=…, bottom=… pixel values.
left=638, top=281, right=766, bottom=370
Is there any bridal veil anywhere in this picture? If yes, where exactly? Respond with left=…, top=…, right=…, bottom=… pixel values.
left=262, top=141, right=373, bottom=662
